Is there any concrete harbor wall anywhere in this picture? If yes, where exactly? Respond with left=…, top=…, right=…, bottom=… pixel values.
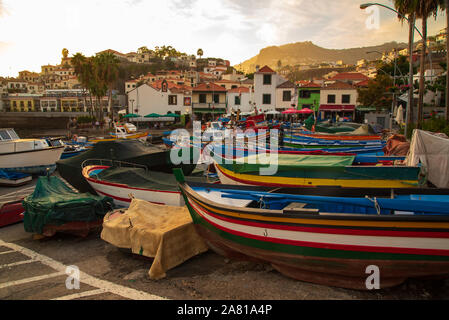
left=0, top=112, right=88, bottom=130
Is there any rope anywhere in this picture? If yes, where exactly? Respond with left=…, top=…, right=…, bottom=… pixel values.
left=365, top=196, right=381, bottom=215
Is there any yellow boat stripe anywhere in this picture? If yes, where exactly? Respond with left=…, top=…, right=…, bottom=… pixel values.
left=217, top=165, right=418, bottom=188
left=189, top=193, right=449, bottom=230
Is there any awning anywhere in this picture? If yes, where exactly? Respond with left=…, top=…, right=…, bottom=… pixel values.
left=356, top=106, right=377, bottom=112
left=319, top=105, right=355, bottom=111
left=193, top=108, right=226, bottom=114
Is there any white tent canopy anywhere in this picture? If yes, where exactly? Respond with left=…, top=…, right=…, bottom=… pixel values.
left=407, top=129, right=449, bottom=188
left=265, top=110, right=280, bottom=115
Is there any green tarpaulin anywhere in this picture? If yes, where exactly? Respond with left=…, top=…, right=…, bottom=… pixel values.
left=22, top=176, right=114, bottom=234
left=228, top=154, right=355, bottom=174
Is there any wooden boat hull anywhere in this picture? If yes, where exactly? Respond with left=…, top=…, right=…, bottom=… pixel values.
left=89, top=132, right=149, bottom=144
left=82, top=165, right=183, bottom=207
left=0, top=200, right=24, bottom=227
left=294, top=132, right=381, bottom=141
left=177, top=181, right=449, bottom=289
left=0, top=146, right=64, bottom=175
left=214, top=162, right=420, bottom=188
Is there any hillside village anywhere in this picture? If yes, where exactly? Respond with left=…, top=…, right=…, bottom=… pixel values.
left=0, top=27, right=447, bottom=128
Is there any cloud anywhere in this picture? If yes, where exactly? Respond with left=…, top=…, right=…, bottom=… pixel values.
left=0, top=0, right=446, bottom=77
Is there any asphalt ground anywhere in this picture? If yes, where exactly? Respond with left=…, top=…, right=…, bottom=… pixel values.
left=1, top=175, right=449, bottom=301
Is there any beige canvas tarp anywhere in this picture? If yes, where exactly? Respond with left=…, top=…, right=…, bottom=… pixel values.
left=101, top=199, right=208, bottom=279
left=406, top=129, right=449, bottom=188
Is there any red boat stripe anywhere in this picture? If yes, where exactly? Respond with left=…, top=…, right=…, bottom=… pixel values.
left=85, top=166, right=180, bottom=194
left=188, top=199, right=449, bottom=257
left=95, top=190, right=166, bottom=205
left=190, top=197, right=449, bottom=238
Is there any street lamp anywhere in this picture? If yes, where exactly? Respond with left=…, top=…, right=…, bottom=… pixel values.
left=360, top=2, right=431, bottom=137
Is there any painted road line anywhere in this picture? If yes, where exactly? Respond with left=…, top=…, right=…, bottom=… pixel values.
left=0, top=239, right=167, bottom=300
left=0, top=186, right=35, bottom=199
left=52, top=289, right=106, bottom=300
left=0, top=250, right=15, bottom=255
left=0, top=272, right=65, bottom=289
left=0, top=260, right=36, bottom=269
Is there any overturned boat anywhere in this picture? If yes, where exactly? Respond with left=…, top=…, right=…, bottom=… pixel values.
left=56, top=139, right=197, bottom=193
left=174, top=169, right=449, bottom=290
left=82, top=159, right=214, bottom=207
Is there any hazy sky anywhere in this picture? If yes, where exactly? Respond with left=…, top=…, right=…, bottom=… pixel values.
left=0, top=0, right=446, bottom=77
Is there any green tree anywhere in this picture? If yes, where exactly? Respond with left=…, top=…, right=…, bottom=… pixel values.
left=394, top=0, right=419, bottom=127
left=197, top=48, right=203, bottom=59
left=357, top=74, right=394, bottom=111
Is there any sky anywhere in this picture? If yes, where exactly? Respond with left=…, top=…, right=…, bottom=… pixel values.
left=0, top=0, right=447, bottom=77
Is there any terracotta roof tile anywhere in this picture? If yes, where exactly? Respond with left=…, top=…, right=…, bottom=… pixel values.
left=256, top=65, right=276, bottom=74
left=193, top=82, right=227, bottom=92
left=228, top=86, right=250, bottom=93
left=322, top=81, right=355, bottom=90
left=276, top=80, right=296, bottom=88
left=329, top=72, right=369, bottom=81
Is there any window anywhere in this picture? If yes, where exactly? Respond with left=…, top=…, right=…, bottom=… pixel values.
left=282, top=90, right=291, bottom=101
left=234, top=96, right=241, bottom=105
left=213, top=94, right=219, bottom=103
left=168, top=95, right=177, bottom=105
left=299, top=90, right=311, bottom=99
left=263, top=74, right=272, bottom=85
left=342, top=94, right=350, bottom=104
left=199, top=94, right=207, bottom=103
left=231, top=85, right=238, bottom=89
left=327, top=94, right=336, bottom=104
left=262, top=94, right=271, bottom=104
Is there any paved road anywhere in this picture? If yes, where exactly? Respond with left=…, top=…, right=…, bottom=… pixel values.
left=1, top=180, right=449, bottom=300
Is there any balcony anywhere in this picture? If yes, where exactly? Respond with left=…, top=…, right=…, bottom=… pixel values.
left=192, top=102, right=227, bottom=114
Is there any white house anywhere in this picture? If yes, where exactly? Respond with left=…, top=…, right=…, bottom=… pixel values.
left=253, top=65, right=286, bottom=112
left=319, top=81, right=358, bottom=119
left=127, top=82, right=192, bottom=118
left=227, top=86, right=253, bottom=114
left=275, top=80, right=296, bottom=110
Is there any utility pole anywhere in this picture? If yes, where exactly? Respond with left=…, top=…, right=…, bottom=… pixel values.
left=446, top=0, right=449, bottom=122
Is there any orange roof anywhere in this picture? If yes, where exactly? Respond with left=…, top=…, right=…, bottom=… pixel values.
left=256, top=65, right=275, bottom=74
left=228, top=86, right=250, bottom=93
left=322, top=81, right=355, bottom=90
left=300, top=81, right=321, bottom=88
left=329, top=72, right=369, bottom=82
left=193, top=82, right=227, bottom=92
left=355, top=79, right=370, bottom=87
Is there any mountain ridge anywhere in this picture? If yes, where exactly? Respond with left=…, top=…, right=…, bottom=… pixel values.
left=235, top=41, right=407, bottom=74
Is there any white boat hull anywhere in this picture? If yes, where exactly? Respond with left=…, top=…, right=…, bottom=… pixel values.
left=0, top=147, right=65, bottom=175
left=82, top=166, right=184, bottom=207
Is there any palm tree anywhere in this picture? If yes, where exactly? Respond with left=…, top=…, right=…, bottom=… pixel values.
left=72, top=53, right=92, bottom=116
left=394, top=0, right=419, bottom=131
left=197, top=48, right=203, bottom=60
left=415, top=0, right=440, bottom=127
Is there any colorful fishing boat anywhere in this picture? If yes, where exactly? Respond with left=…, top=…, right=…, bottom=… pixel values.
left=213, top=153, right=421, bottom=188
left=57, top=140, right=197, bottom=193
left=173, top=169, right=449, bottom=290
left=204, top=143, right=403, bottom=166
left=82, top=160, right=214, bottom=207
left=291, top=132, right=381, bottom=141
